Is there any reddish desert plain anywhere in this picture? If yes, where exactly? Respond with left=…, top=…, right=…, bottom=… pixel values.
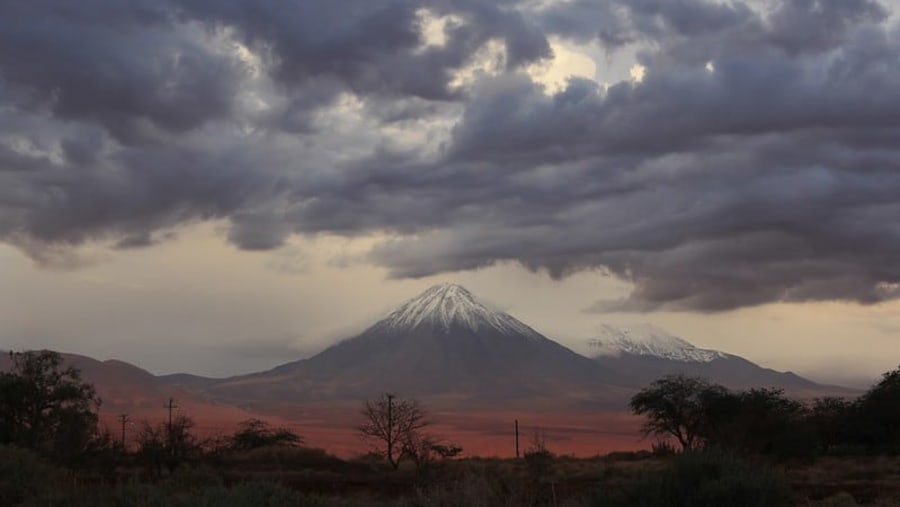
left=100, top=403, right=647, bottom=458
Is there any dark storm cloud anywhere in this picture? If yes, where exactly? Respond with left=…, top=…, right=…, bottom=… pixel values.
left=0, top=0, right=539, bottom=245
left=366, top=0, right=900, bottom=312
left=3, top=0, right=900, bottom=312
left=0, top=2, right=242, bottom=145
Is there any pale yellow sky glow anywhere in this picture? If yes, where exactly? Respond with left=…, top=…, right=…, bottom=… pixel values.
left=1, top=222, right=897, bottom=387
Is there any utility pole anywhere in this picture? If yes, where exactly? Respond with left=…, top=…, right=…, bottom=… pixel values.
left=515, top=419, right=520, bottom=458
left=164, top=397, right=178, bottom=455
left=386, top=393, right=395, bottom=465
left=118, top=414, right=129, bottom=450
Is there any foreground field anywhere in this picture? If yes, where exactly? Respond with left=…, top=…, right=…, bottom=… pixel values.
left=5, top=444, right=900, bottom=507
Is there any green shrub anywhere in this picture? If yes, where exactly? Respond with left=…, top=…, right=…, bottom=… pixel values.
left=590, top=449, right=794, bottom=507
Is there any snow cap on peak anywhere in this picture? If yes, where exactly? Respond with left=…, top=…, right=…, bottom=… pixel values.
left=379, top=283, right=538, bottom=336
left=422, top=283, right=473, bottom=298
left=588, top=324, right=726, bottom=363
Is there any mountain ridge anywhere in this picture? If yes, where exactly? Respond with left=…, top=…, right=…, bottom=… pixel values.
left=588, top=324, right=728, bottom=363
left=586, top=323, right=851, bottom=392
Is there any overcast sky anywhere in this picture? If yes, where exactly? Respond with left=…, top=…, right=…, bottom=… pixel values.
left=2, top=0, right=900, bottom=387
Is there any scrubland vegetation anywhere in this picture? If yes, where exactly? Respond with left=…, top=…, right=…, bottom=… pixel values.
left=2, top=350, right=900, bottom=506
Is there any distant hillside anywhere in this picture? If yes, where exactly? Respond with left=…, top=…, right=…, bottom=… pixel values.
left=588, top=324, right=854, bottom=394
left=0, top=350, right=266, bottom=422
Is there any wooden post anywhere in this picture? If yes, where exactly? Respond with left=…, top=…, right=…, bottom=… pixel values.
left=164, top=397, right=178, bottom=455
left=119, top=414, right=129, bottom=450
left=515, top=419, right=520, bottom=458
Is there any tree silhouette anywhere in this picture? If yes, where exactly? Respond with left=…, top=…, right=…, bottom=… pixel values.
left=0, top=350, right=100, bottom=462
left=230, top=418, right=302, bottom=451
left=629, top=374, right=728, bottom=451
left=358, top=393, right=428, bottom=469
left=856, top=365, right=900, bottom=452
left=137, top=414, right=199, bottom=475
left=808, top=397, right=853, bottom=453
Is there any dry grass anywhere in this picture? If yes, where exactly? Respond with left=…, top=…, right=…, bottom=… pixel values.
left=788, top=456, right=900, bottom=505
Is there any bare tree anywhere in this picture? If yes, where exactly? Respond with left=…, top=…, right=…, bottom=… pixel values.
left=358, top=393, right=428, bottom=469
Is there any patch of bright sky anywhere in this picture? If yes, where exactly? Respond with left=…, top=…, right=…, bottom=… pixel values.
left=449, top=39, right=509, bottom=90
left=416, top=8, right=458, bottom=49
left=628, top=63, right=646, bottom=83
left=528, top=38, right=597, bottom=93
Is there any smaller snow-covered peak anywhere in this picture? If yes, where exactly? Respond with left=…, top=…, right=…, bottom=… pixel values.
left=588, top=324, right=726, bottom=363
left=379, top=284, right=539, bottom=336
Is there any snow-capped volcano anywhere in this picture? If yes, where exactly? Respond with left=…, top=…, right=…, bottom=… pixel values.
left=204, top=283, right=608, bottom=402
left=186, top=286, right=836, bottom=405
left=589, top=324, right=727, bottom=363
left=587, top=324, right=830, bottom=391
left=379, top=283, right=539, bottom=337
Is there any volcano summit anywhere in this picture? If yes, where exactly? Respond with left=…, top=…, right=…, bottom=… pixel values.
left=201, top=284, right=608, bottom=404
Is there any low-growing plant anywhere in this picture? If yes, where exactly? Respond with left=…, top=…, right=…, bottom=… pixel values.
left=0, top=445, right=68, bottom=505
left=590, top=449, right=794, bottom=507
left=650, top=439, right=677, bottom=457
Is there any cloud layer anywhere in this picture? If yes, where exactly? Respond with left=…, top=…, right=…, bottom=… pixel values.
left=2, top=0, right=900, bottom=311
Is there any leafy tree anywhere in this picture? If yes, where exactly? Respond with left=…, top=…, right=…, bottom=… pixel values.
left=358, top=393, right=428, bottom=469
left=137, top=415, right=199, bottom=476
left=0, top=350, right=100, bottom=462
left=230, top=418, right=303, bottom=451
left=725, top=388, right=813, bottom=458
left=629, top=374, right=728, bottom=450
left=136, top=421, right=168, bottom=478
left=856, top=365, right=900, bottom=452
left=807, top=397, right=854, bottom=453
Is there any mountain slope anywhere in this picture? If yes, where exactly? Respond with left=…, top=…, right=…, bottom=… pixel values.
left=588, top=325, right=837, bottom=391
left=0, top=351, right=266, bottom=421
left=203, top=284, right=612, bottom=403
left=590, top=324, right=726, bottom=363
left=0, top=351, right=161, bottom=410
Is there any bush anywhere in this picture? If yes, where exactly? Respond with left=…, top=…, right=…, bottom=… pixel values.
left=165, top=463, right=224, bottom=493
left=0, top=445, right=68, bottom=505
left=232, top=446, right=347, bottom=471
left=188, top=481, right=302, bottom=507
left=650, top=439, right=677, bottom=457
left=116, top=482, right=171, bottom=507
left=415, top=467, right=532, bottom=507
left=590, top=449, right=794, bottom=507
